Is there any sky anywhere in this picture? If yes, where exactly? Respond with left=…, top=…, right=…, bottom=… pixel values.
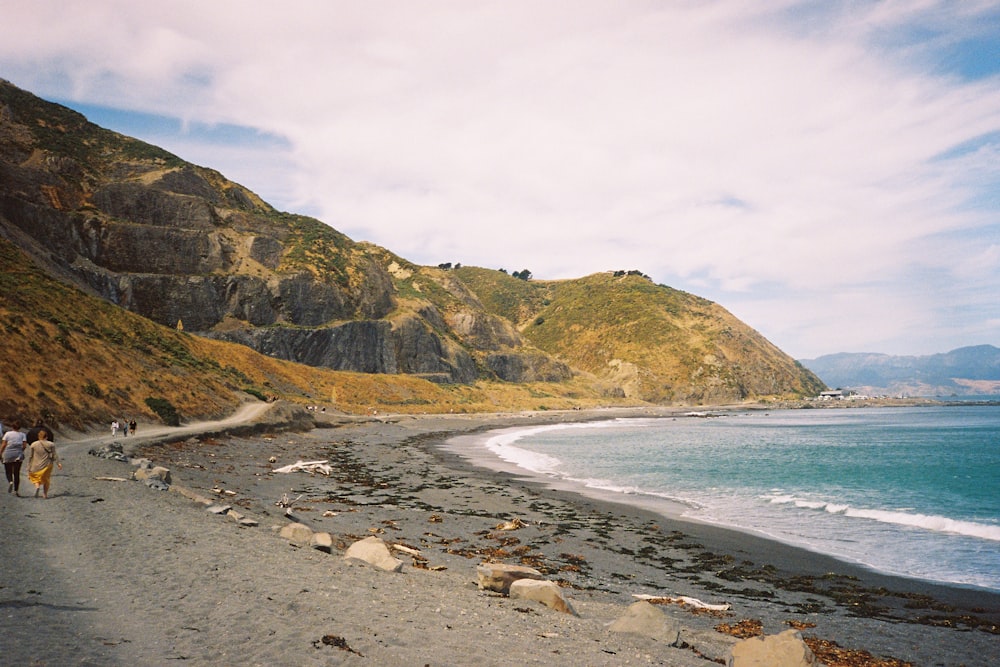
left=2, top=1, right=999, bottom=359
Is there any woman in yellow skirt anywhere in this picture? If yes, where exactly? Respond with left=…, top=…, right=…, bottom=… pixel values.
left=26, top=429, right=61, bottom=498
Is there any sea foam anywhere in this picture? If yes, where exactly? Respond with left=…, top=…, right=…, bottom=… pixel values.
left=763, top=493, right=1000, bottom=541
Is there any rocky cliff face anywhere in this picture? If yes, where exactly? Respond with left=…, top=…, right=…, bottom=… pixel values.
left=0, top=80, right=823, bottom=401
left=0, top=80, right=566, bottom=384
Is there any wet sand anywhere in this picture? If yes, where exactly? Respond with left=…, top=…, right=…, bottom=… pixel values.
left=1, top=403, right=997, bottom=666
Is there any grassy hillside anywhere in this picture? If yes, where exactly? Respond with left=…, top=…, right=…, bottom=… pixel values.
left=0, top=239, right=631, bottom=430
left=1, top=80, right=823, bottom=414
left=455, top=268, right=826, bottom=404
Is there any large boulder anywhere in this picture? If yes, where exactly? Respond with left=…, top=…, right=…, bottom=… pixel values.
left=728, top=629, right=818, bottom=667
left=608, top=601, right=681, bottom=645
left=344, top=536, right=404, bottom=573
left=508, top=579, right=578, bottom=616
left=476, top=562, right=545, bottom=594
left=309, top=531, right=334, bottom=553
left=133, top=465, right=171, bottom=485
left=279, top=522, right=314, bottom=547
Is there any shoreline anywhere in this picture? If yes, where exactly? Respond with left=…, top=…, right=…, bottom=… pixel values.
left=5, top=402, right=998, bottom=666
left=437, top=411, right=1000, bottom=601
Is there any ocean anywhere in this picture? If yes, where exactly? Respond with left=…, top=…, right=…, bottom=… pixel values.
left=464, top=405, right=1000, bottom=592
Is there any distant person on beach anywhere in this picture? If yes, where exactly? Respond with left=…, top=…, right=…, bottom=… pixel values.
left=26, top=429, right=60, bottom=499
left=122, top=419, right=129, bottom=436
left=111, top=420, right=119, bottom=436
left=129, top=419, right=137, bottom=435
left=1, top=420, right=28, bottom=496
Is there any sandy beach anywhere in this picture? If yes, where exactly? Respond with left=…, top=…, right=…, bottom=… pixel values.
left=2, top=402, right=997, bottom=666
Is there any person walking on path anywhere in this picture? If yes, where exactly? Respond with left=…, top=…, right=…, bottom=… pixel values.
left=26, top=429, right=60, bottom=499
left=111, top=420, right=119, bottom=436
left=129, top=419, right=137, bottom=435
left=1, top=420, right=28, bottom=495
left=26, top=418, right=52, bottom=447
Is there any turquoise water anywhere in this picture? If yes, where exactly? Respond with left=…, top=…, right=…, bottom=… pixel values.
left=475, top=405, right=1000, bottom=591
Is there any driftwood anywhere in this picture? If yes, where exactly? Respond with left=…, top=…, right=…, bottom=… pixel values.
left=275, top=493, right=304, bottom=508
left=391, top=543, right=422, bottom=557
left=272, top=459, right=333, bottom=476
left=494, top=517, right=528, bottom=531
left=632, top=594, right=731, bottom=611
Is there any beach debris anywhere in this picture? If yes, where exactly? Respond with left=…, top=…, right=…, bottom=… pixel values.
left=322, top=510, right=337, bottom=517
left=716, top=618, right=764, bottom=639
left=344, top=536, right=404, bottom=572
left=212, top=487, right=237, bottom=496
left=207, top=504, right=233, bottom=515
left=312, top=634, right=363, bottom=656
left=88, top=443, right=129, bottom=462
left=802, top=637, right=914, bottom=667
left=609, top=601, right=682, bottom=645
left=729, top=628, right=818, bottom=666
left=391, top=543, right=422, bottom=557
left=428, top=514, right=443, bottom=523
left=268, top=456, right=277, bottom=463
left=93, top=476, right=129, bottom=482
left=509, top=579, right=579, bottom=616
left=476, top=562, right=545, bottom=594
left=413, top=561, right=447, bottom=571
left=280, top=522, right=314, bottom=547
left=786, top=620, right=817, bottom=630
left=272, top=459, right=333, bottom=475
left=634, top=593, right=732, bottom=612
left=275, top=493, right=304, bottom=508
left=495, top=517, right=528, bottom=531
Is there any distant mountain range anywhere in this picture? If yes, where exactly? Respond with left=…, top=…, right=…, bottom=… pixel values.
left=800, top=345, right=1000, bottom=397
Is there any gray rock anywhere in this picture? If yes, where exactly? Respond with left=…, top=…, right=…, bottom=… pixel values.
left=279, top=522, right=314, bottom=547
left=133, top=466, right=171, bottom=484
left=143, top=478, right=169, bottom=491
left=309, top=531, right=334, bottom=553
left=343, top=536, right=403, bottom=572
left=608, top=601, right=681, bottom=645
left=476, top=563, right=545, bottom=595
left=508, top=579, right=578, bottom=616
left=728, top=629, right=818, bottom=667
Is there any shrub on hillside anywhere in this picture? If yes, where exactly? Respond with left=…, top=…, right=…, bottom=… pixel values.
left=145, top=397, right=180, bottom=426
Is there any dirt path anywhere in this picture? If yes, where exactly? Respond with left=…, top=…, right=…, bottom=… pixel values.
left=65, top=400, right=277, bottom=451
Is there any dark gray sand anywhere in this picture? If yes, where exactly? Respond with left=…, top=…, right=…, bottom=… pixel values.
left=2, top=405, right=997, bottom=666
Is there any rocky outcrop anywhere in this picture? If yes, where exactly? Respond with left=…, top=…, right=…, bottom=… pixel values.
left=485, top=352, right=573, bottom=383
left=206, top=315, right=478, bottom=382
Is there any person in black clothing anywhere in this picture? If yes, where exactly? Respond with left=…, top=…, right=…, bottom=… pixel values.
left=26, top=419, right=52, bottom=446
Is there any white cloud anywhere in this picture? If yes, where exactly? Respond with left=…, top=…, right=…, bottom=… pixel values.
left=1, top=0, right=998, bottom=358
